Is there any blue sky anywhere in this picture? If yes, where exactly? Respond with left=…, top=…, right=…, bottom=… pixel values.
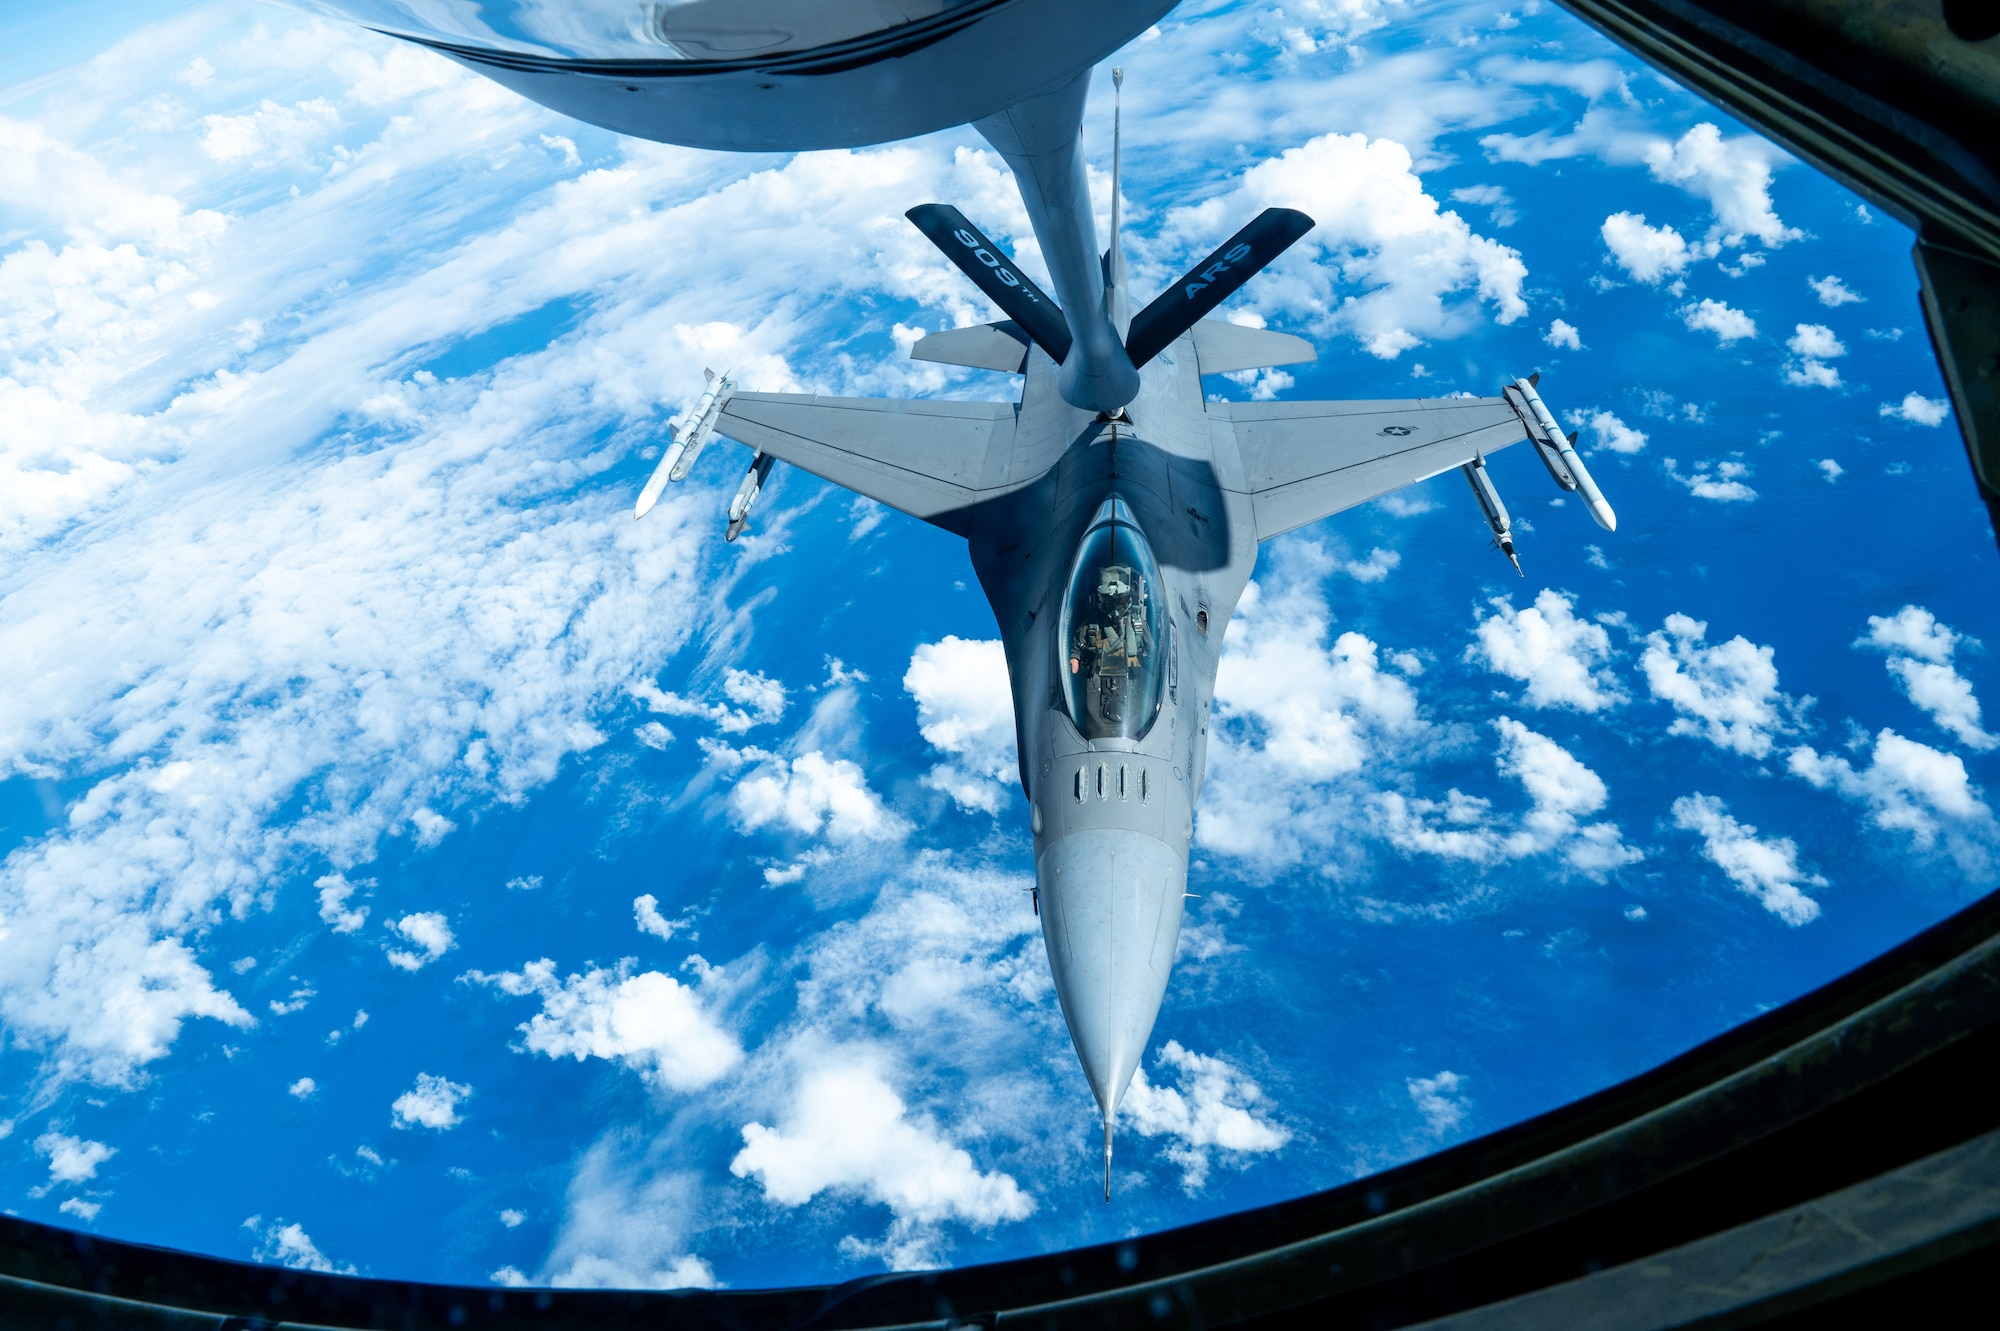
left=1, top=0, right=1993, bottom=1294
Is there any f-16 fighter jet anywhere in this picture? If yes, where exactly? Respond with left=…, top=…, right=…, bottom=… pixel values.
left=645, top=71, right=1616, bottom=1193
left=333, top=0, right=1616, bottom=1191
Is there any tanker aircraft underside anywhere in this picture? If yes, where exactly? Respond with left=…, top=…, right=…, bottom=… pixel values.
left=634, top=68, right=1617, bottom=1195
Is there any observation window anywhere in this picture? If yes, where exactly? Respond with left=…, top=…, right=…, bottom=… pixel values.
left=1060, top=497, right=1169, bottom=741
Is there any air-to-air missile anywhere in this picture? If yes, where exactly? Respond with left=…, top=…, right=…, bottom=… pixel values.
left=1461, top=452, right=1523, bottom=575
left=632, top=369, right=734, bottom=521
left=1508, top=373, right=1617, bottom=532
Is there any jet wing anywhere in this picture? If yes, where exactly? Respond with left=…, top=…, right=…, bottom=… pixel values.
left=714, top=393, right=1016, bottom=528
left=1220, top=396, right=1533, bottom=541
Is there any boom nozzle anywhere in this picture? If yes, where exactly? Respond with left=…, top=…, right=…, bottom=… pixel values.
left=1104, top=1117, right=1114, bottom=1202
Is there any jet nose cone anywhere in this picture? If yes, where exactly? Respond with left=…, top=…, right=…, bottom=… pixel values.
left=1037, top=829, right=1188, bottom=1119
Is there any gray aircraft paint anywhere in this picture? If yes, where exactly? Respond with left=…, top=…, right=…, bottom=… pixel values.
left=322, top=1, right=1612, bottom=1177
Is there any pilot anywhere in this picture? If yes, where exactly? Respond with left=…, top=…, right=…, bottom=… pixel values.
left=1070, top=563, right=1149, bottom=724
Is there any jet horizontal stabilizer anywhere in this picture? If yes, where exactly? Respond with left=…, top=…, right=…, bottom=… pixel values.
left=1123, top=207, right=1315, bottom=368
left=906, top=204, right=1073, bottom=365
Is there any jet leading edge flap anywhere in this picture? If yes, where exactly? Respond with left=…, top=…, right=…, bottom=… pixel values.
left=1123, top=207, right=1315, bottom=368
left=906, top=204, right=1073, bottom=365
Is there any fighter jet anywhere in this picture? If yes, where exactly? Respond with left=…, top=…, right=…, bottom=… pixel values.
left=636, top=68, right=1616, bottom=1192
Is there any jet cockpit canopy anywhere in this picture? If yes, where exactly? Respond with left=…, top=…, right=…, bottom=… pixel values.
left=1060, top=497, right=1168, bottom=743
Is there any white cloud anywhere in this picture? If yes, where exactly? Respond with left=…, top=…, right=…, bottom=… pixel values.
left=903, top=636, right=1018, bottom=814
left=632, top=669, right=787, bottom=735
left=634, top=721, right=674, bottom=750
left=1663, top=457, right=1756, bottom=502
left=1880, top=393, right=1950, bottom=426
left=1199, top=549, right=1426, bottom=869
left=1859, top=607, right=1997, bottom=750
left=1818, top=459, right=1843, bottom=482
left=1337, top=547, right=1402, bottom=582
left=1467, top=589, right=1625, bottom=712
left=1196, top=132, right=1526, bottom=359
left=391, top=1071, right=471, bottom=1130
left=1784, top=322, right=1845, bottom=387
left=538, top=1143, right=717, bottom=1290
left=1809, top=275, right=1862, bottom=306
left=246, top=1217, right=353, bottom=1274
left=1567, top=408, right=1645, bottom=454
left=1600, top=212, right=1693, bottom=283
left=1681, top=298, right=1756, bottom=344
left=1121, top=1041, right=1289, bottom=1194
left=727, top=749, right=904, bottom=844
left=315, top=873, right=368, bottom=933
left=288, top=1076, right=317, bottom=1098
left=1544, top=318, right=1582, bottom=350
left=1786, top=324, right=1845, bottom=360
left=467, top=957, right=742, bottom=1093
left=1379, top=717, right=1642, bottom=878
left=1789, top=730, right=1994, bottom=869
left=384, top=912, right=454, bottom=971
left=633, top=893, right=687, bottom=941
left=36, top=1131, right=115, bottom=1185
left=60, top=1198, right=102, bottom=1222
left=1407, top=1070, right=1469, bottom=1135
left=731, top=1056, right=1034, bottom=1269
left=1671, top=794, right=1824, bottom=925
left=499, top=1208, right=525, bottom=1228
left=1642, top=124, right=1800, bottom=248
left=1641, top=614, right=1801, bottom=757
left=1450, top=184, right=1516, bottom=226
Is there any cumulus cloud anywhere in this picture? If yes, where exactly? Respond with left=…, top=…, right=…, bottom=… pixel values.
left=1641, top=614, right=1802, bottom=757
left=1789, top=730, right=1994, bottom=871
left=1600, top=212, right=1693, bottom=283
left=1544, top=318, right=1582, bottom=350
left=60, top=1198, right=102, bottom=1222
left=1192, top=132, right=1527, bottom=359
left=315, top=874, right=368, bottom=934
left=36, top=1132, right=115, bottom=1186
left=1809, top=275, right=1862, bottom=306
left=1681, top=299, right=1756, bottom=344
left=1467, top=589, right=1625, bottom=712
left=391, top=1072, right=471, bottom=1130
left=1407, top=1070, right=1469, bottom=1136
left=1663, top=457, right=1756, bottom=502
left=1784, top=323, right=1846, bottom=388
left=1859, top=606, right=1997, bottom=751
left=466, top=957, right=742, bottom=1092
left=633, top=893, right=688, bottom=941
left=726, top=749, right=904, bottom=845
left=1122, top=1041, right=1290, bottom=1194
left=731, top=1056, right=1034, bottom=1270
left=1818, top=459, right=1844, bottom=482
left=288, top=1076, right=317, bottom=1098
left=1567, top=409, right=1645, bottom=454
left=1642, top=124, right=1799, bottom=249
left=1672, top=794, right=1824, bottom=925
left=1379, top=717, right=1642, bottom=878
left=384, top=912, right=454, bottom=971
left=903, top=636, right=1018, bottom=813
left=1199, top=548, right=1426, bottom=870
left=246, top=1217, right=354, bottom=1274
left=1880, top=393, right=1950, bottom=426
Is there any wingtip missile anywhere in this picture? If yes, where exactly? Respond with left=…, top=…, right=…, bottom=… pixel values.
left=1511, top=376, right=1617, bottom=532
